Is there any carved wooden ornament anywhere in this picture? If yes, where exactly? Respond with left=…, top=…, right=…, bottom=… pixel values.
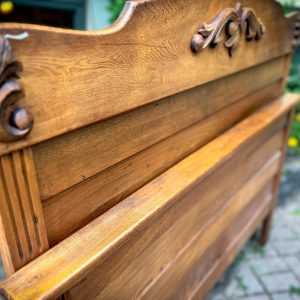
left=191, top=3, right=266, bottom=56
left=0, top=34, right=33, bottom=142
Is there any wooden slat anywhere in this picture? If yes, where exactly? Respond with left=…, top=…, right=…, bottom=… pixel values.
left=34, top=57, right=285, bottom=201
left=139, top=157, right=279, bottom=299
left=69, top=144, right=281, bottom=300
left=0, top=148, right=48, bottom=274
left=177, top=184, right=273, bottom=300
left=43, top=89, right=282, bottom=247
left=0, top=0, right=294, bottom=154
left=0, top=95, right=297, bottom=300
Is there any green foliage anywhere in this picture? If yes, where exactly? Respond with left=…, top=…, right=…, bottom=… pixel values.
left=290, top=286, right=300, bottom=296
left=277, top=0, right=300, bottom=154
left=107, top=0, right=126, bottom=23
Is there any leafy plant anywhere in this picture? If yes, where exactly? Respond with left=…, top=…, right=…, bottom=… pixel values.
left=107, top=0, right=126, bottom=23
left=290, top=286, right=300, bottom=296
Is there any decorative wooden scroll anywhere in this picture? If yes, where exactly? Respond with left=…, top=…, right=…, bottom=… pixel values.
left=0, top=34, right=33, bottom=142
left=191, top=3, right=266, bottom=56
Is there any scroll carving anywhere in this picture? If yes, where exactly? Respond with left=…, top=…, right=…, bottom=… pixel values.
left=191, top=3, right=266, bottom=57
left=0, top=34, right=33, bottom=142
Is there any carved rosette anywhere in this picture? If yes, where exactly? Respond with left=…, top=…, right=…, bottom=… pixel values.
left=191, top=3, right=266, bottom=57
left=0, top=35, right=33, bottom=142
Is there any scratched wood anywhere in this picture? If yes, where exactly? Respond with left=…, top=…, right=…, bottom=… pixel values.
left=0, top=0, right=295, bottom=155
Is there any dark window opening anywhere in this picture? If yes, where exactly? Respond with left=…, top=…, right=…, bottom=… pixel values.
left=1, top=4, right=75, bottom=29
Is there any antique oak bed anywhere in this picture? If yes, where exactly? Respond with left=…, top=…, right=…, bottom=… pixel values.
left=0, top=0, right=299, bottom=299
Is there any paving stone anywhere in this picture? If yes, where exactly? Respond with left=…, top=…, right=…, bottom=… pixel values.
left=272, top=293, right=300, bottom=300
left=250, top=257, right=289, bottom=275
left=260, top=272, right=299, bottom=293
left=272, top=293, right=292, bottom=300
left=224, top=272, right=264, bottom=298
left=206, top=291, right=227, bottom=300
left=284, top=256, right=300, bottom=279
left=246, top=242, right=278, bottom=259
left=273, top=240, right=300, bottom=256
left=270, top=227, right=298, bottom=241
left=237, top=295, right=270, bottom=300
left=224, top=277, right=246, bottom=298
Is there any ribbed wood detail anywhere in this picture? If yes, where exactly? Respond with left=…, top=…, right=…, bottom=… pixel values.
left=0, top=148, right=48, bottom=274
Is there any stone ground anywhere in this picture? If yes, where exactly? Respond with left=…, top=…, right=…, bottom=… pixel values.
left=207, top=157, right=300, bottom=300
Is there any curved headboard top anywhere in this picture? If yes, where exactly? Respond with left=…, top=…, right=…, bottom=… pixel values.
left=0, top=0, right=297, bottom=154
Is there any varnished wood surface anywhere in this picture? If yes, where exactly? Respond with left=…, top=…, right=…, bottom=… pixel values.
left=34, top=56, right=285, bottom=201
left=0, top=95, right=297, bottom=300
left=0, top=0, right=295, bottom=155
left=42, top=79, right=282, bottom=246
left=0, top=148, right=48, bottom=274
left=190, top=185, right=273, bottom=299
left=68, top=143, right=281, bottom=300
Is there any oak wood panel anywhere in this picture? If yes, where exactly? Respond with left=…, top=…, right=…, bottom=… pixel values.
left=69, top=148, right=281, bottom=300
left=0, top=95, right=297, bottom=300
left=0, top=148, right=48, bottom=275
left=34, top=57, right=285, bottom=201
left=139, top=159, right=279, bottom=299
left=43, top=81, right=281, bottom=246
left=0, top=0, right=294, bottom=155
left=177, top=184, right=273, bottom=300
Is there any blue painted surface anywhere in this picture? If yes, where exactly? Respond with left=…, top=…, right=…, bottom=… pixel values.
left=86, top=0, right=111, bottom=30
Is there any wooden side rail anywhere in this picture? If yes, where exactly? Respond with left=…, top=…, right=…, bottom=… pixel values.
left=0, top=94, right=298, bottom=300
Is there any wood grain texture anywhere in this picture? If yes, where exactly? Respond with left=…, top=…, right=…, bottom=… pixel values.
left=33, top=56, right=285, bottom=201
left=43, top=80, right=281, bottom=246
left=138, top=159, right=278, bottom=300
left=0, top=0, right=294, bottom=155
left=68, top=140, right=281, bottom=300
left=188, top=184, right=273, bottom=300
left=0, top=95, right=297, bottom=300
left=0, top=148, right=48, bottom=275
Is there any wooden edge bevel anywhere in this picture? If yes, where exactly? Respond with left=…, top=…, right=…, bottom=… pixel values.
left=0, top=147, right=49, bottom=275
left=0, top=94, right=298, bottom=300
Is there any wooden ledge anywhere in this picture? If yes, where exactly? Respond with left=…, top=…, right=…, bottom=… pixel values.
left=0, top=94, right=299, bottom=300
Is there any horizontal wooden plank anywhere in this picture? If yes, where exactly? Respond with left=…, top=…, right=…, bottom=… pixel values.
left=139, top=157, right=279, bottom=299
left=179, top=183, right=273, bottom=300
left=68, top=142, right=281, bottom=299
left=34, top=57, right=285, bottom=201
left=0, top=95, right=297, bottom=300
left=0, top=0, right=294, bottom=154
left=42, top=80, right=282, bottom=246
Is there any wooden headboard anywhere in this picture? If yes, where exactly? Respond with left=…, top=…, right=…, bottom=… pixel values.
left=0, top=0, right=299, bottom=285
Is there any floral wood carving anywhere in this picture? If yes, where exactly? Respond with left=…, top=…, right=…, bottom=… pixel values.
left=191, top=3, right=266, bottom=57
left=0, top=33, right=33, bottom=142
